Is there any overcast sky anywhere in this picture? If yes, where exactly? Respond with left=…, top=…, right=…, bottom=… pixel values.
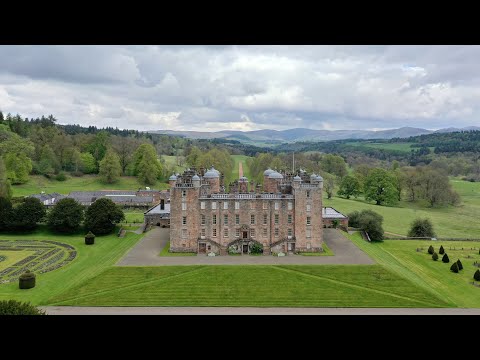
left=0, top=45, right=479, bottom=132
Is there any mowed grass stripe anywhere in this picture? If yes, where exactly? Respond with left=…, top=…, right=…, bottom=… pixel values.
left=51, top=265, right=449, bottom=307
left=274, top=266, right=448, bottom=307
left=50, top=266, right=206, bottom=305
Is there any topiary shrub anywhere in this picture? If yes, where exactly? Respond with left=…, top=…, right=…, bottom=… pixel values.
left=442, top=253, right=450, bottom=263
left=85, top=231, right=95, bottom=245
left=456, top=259, right=463, bottom=270
left=432, top=252, right=438, bottom=261
left=474, top=269, right=480, bottom=281
left=0, top=300, right=46, bottom=315
left=439, top=245, right=444, bottom=254
left=450, top=262, right=459, bottom=273
left=428, top=245, right=434, bottom=255
left=408, top=218, right=436, bottom=238
left=250, top=243, right=263, bottom=254
left=19, top=270, right=36, bottom=289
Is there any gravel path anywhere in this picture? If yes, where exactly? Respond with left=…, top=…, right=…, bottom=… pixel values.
left=116, top=228, right=374, bottom=266
left=41, top=306, right=480, bottom=315
left=238, top=161, right=243, bottom=178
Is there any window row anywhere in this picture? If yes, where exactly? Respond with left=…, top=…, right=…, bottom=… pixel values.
left=184, top=214, right=305, bottom=226
left=199, top=201, right=294, bottom=210
left=187, top=227, right=296, bottom=238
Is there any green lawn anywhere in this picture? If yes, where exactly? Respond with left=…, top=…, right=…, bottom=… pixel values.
left=0, top=251, right=34, bottom=271
left=347, top=232, right=480, bottom=308
left=12, top=175, right=169, bottom=197
left=231, top=155, right=252, bottom=180
left=159, top=241, right=196, bottom=256
left=345, top=141, right=414, bottom=153
left=0, top=226, right=144, bottom=305
left=123, top=210, right=145, bottom=224
left=163, top=155, right=187, bottom=173
left=48, top=265, right=449, bottom=307
left=325, top=180, right=480, bottom=238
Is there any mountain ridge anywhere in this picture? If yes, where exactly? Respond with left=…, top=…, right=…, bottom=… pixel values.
left=150, top=126, right=480, bottom=142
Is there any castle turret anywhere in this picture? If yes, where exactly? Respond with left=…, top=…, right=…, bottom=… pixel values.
left=203, top=166, right=220, bottom=193
left=265, top=170, right=283, bottom=193
left=192, top=174, right=201, bottom=188
left=292, top=174, right=302, bottom=189
left=169, top=173, right=177, bottom=188
left=239, top=176, right=249, bottom=193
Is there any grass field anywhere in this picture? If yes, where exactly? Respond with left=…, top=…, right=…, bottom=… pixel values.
left=231, top=155, right=252, bottom=180
left=0, top=226, right=143, bottom=305
left=163, top=155, right=187, bottom=173
left=159, top=241, right=196, bottom=256
left=325, top=180, right=480, bottom=238
left=345, top=142, right=414, bottom=153
left=300, top=242, right=334, bottom=256
left=48, top=265, right=449, bottom=307
left=12, top=175, right=169, bottom=197
left=347, top=232, right=480, bottom=308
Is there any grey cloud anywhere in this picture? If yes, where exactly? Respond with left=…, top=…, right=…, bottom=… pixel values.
left=1, top=45, right=480, bottom=132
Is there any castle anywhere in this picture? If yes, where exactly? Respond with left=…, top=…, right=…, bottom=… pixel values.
left=168, top=166, right=324, bottom=255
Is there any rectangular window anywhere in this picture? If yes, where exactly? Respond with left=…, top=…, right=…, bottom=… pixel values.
left=212, top=228, right=217, bottom=237
left=274, top=214, right=279, bottom=225
left=182, top=203, right=187, bottom=211
left=235, top=201, right=240, bottom=210
left=306, top=228, right=311, bottom=238
left=224, top=201, right=228, bottom=210
left=250, top=229, right=255, bottom=238
left=182, top=190, right=186, bottom=197
left=306, top=204, right=311, bottom=212
left=288, top=228, right=292, bottom=236
left=307, top=242, right=311, bottom=249
left=288, top=214, right=292, bottom=224
left=250, top=202, right=255, bottom=210
left=235, top=228, right=240, bottom=238
left=182, top=228, right=187, bottom=238
left=263, top=214, right=267, bottom=225
left=201, top=228, right=206, bottom=237
left=250, top=214, right=255, bottom=225
left=201, top=215, right=205, bottom=225
left=263, top=228, right=267, bottom=237
left=274, top=228, right=279, bottom=237
left=182, top=216, right=187, bottom=225
left=200, top=201, right=205, bottom=210
left=224, top=228, right=229, bottom=237
left=288, top=202, right=293, bottom=210
left=212, top=202, right=217, bottom=210
left=307, top=216, right=311, bottom=225
left=263, top=202, right=268, bottom=210
left=235, top=214, right=240, bottom=225
left=213, top=215, right=217, bottom=225
left=224, top=214, right=228, bottom=225
left=275, top=202, right=279, bottom=210
left=306, top=190, right=310, bottom=198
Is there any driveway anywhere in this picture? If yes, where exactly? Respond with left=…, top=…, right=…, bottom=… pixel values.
left=117, top=228, right=374, bottom=266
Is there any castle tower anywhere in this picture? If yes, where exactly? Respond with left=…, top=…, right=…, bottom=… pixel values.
left=239, top=176, right=249, bottom=193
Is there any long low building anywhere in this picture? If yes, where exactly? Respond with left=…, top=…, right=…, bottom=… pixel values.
left=30, top=189, right=169, bottom=208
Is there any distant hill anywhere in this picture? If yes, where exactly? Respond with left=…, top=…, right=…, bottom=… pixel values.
left=150, top=126, right=440, bottom=142
left=151, top=126, right=480, bottom=143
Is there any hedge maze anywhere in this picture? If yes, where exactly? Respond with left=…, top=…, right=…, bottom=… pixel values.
left=0, top=240, right=77, bottom=284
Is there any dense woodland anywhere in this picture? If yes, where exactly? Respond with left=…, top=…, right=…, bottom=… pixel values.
left=0, top=110, right=475, bottom=210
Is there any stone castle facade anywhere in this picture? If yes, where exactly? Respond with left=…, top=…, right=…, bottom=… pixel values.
left=169, top=166, right=324, bottom=255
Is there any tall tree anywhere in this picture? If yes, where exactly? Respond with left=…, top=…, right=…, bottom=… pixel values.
left=85, top=198, right=124, bottom=234
left=4, top=152, right=32, bottom=184
left=99, top=149, right=121, bottom=184
left=133, top=144, right=162, bottom=185
left=112, top=136, right=140, bottom=175
left=322, top=173, right=336, bottom=199
left=80, top=152, right=97, bottom=174
left=87, top=131, right=110, bottom=164
left=364, top=168, right=399, bottom=206
left=320, top=154, right=347, bottom=178
left=10, top=197, right=46, bottom=231
left=338, top=174, right=362, bottom=199
left=37, top=144, right=59, bottom=175
left=0, top=157, right=12, bottom=200
left=47, top=198, right=84, bottom=233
